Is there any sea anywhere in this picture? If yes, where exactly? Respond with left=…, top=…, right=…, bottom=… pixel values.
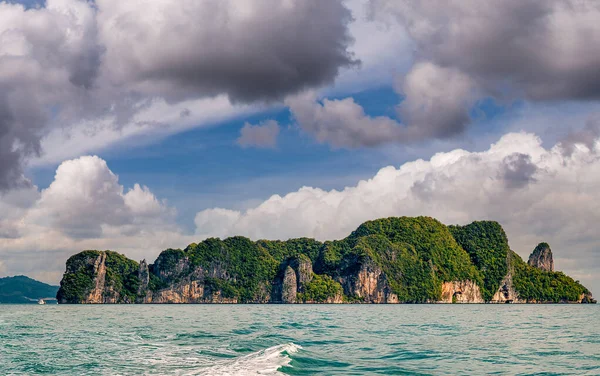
left=1, top=305, right=599, bottom=375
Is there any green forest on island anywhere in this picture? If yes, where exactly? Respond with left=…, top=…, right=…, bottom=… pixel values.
left=57, top=217, right=591, bottom=304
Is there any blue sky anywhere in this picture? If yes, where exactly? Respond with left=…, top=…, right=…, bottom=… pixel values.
left=28, top=86, right=512, bottom=233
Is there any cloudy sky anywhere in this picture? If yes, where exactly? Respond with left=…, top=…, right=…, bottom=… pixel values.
left=1, top=0, right=599, bottom=294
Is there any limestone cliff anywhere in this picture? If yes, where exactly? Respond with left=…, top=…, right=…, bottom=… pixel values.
left=57, top=250, right=138, bottom=304
left=528, top=243, right=554, bottom=272
left=339, top=260, right=398, bottom=303
left=490, top=272, right=525, bottom=303
left=439, top=281, right=484, bottom=303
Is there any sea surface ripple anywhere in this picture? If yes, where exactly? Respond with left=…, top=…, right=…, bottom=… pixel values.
left=1, top=305, right=599, bottom=375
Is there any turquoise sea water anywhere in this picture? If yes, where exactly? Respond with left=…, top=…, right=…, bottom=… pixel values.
left=1, top=305, right=599, bottom=375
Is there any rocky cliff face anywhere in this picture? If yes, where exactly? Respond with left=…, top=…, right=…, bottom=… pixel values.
left=57, top=251, right=136, bottom=304
left=490, top=272, right=525, bottom=303
left=339, top=259, right=398, bottom=303
left=272, top=256, right=314, bottom=303
left=439, top=281, right=484, bottom=303
left=528, top=243, right=554, bottom=271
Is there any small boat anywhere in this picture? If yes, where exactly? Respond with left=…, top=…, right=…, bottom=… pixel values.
left=37, top=299, right=45, bottom=305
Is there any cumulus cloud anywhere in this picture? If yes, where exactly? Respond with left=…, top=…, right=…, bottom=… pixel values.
left=336, top=0, right=600, bottom=145
left=25, top=156, right=176, bottom=238
left=0, top=154, right=186, bottom=282
left=287, top=64, right=478, bottom=148
left=0, top=0, right=357, bottom=191
left=499, top=153, right=539, bottom=189
left=194, top=131, right=600, bottom=291
left=286, top=91, right=404, bottom=148
left=397, top=62, right=478, bottom=139
left=286, top=0, right=600, bottom=149
left=236, top=120, right=280, bottom=149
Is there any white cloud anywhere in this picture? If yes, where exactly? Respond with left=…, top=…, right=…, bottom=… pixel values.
left=194, top=130, right=600, bottom=292
left=0, top=155, right=188, bottom=283
left=286, top=91, right=405, bottom=148
left=287, top=64, right=478, bottom=148
left=236, top=120, right=280, bottom=149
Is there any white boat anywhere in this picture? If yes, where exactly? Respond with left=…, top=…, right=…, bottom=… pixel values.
left=37, top=299, right=45, bottom=305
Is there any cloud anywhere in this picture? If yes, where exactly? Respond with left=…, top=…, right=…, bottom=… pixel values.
left=0, top=154, right=186, bottom=283
left=291, top=0, right=600, bottom=150
left=397, top=62, right=478, bottom=139
left=25, top=156, right=176, bottom=238
left=286, top=91, right=405, bottom=148
left=0, top=0, right=357, bottom=191
left=96, top=0, right=356, bottom=103
left=237, top=120, right=280, bottom=149
left=194, top=130, right=600, bottom=292
left=499, top=153, right=539, bottom=189
left=372, top=0, right=600, bottom=99
left=559, top=116, right=600, bottom=156
left=0, top=0, right=101, bottom=190
left=287, top=63, right=478, bottom=148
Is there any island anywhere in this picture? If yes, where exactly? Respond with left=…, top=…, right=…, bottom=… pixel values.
left=0, top=276, right=59, bottom=304
left=56, top=217, right=596, bottom=304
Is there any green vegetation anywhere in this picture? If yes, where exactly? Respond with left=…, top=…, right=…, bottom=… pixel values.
left=57, top=250, right=102, bottom=303
left=510, top=251, right=588, bottom=302
left=203, top=277, right=238, bottom=299
left=298, top=274, right=343, bottom=303
left=350, top=217, right=483, bottom=284
left=350, top=235, right=440, bottom=302
left=56, top=250, right=140, bottom=303
left=0, top=276, right=59, bottom=303
left=449, top=221, right=509, bottom=301
left=182, top=236, right=279, bottom=302
left=103, top=251, right=140, bottom=302
left=56, top=217, right=594, bottom=304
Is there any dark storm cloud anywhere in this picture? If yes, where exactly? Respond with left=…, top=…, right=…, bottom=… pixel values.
left=500, top=153, right=539, bottom=189
left=372, top=0, right=600, bottom=100
left=365, top=0, right=600, bottom=141
left=97, top=0, right=357, bottom=103
left=0, top=0, right=356, bottom=191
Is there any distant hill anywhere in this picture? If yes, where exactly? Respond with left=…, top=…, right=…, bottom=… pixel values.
left=0, top=276, right=59, bottom=303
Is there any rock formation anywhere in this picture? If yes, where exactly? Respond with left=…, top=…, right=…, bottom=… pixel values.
left=490, top=272, right=524, bottom=303
left=56, top=217, right=595, bottom=304
left=440, top=281, right=484, bottom=303
left=339, top=260, right=398, bottom=303
left=528, top=243, right=554, bottom=271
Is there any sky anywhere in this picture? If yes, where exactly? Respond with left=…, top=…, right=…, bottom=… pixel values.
left=0, top=0, right=599, bottom=295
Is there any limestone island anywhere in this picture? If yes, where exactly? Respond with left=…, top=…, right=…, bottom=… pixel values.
left=57, top=217, right=596, bottom=304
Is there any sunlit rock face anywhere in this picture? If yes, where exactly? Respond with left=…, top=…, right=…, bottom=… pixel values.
left=439, top=281, right=484, bottom=303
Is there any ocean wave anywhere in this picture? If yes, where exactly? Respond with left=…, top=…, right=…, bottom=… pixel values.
left=189, top=343, right=301, bottom=376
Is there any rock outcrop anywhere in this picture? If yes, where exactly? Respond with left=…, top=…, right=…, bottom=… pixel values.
left=490, top=272, right=525, bottom=303
left=439, top=280, right=484, bottom=303
left=528, top=243, right=554, bottom=271
left=339, top=259, right=398, bottom=303
left=273, top=255, right=314, bottom=303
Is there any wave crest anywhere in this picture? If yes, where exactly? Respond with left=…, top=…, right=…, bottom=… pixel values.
left=193, top=343, right=301, bottom=375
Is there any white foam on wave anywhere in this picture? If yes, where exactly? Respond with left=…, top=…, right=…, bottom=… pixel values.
left=188, top=343, right=301, bottom=376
